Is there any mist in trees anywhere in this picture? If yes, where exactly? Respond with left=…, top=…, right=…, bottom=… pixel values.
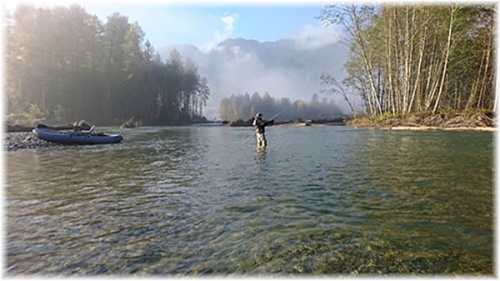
left=318, top=4, right=495, bottom=116
left=219, top=92, right=343, bottom=121
left=5, top=4, right=210, bottom=125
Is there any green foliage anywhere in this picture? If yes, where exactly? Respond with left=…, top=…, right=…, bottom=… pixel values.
left=6, top=113, right=33, bottom=125
left=27, top=103, right=45, bottom=120
left=5, top=4, right=210, bottom=125
left=6, top=103, right=45, bottom=125
left=374, top=111, right=398, bottom=123
left=52, top=104, right=67, bottom=121
left=319, top=4, right=495, bottom=117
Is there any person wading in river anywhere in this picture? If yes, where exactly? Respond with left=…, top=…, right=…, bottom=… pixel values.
left=253, top=113, right=274, bottom=148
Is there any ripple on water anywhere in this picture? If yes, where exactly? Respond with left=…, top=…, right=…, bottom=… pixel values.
left=5, top=126, right=494, bottom=275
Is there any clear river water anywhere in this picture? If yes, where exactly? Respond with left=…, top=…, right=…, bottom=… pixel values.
left=5, top=125, right=494, bottom=276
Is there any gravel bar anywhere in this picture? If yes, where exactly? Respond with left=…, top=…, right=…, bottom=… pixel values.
left=4, top=132, right=60, bottom=152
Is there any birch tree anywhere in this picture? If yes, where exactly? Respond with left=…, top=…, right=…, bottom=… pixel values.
left=319, top=4, right=382, bottom=116
left=319, top=3, right=495, bottom=116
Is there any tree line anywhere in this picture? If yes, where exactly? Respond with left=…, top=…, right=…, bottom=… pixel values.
left=5, top=4, right=210, bottom=125
left=318, top=4, right=495, bottom=116
left=219, top=92, right=343, bottom=121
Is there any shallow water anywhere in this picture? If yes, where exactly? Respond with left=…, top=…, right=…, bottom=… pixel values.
left=5, top=125, right=494, bottom=275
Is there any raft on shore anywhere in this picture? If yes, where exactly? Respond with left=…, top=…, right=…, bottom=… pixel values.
left=33, top=125, right=123, bottom=145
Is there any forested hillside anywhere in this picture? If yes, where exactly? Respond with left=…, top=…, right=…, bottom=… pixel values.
left=319, top=4, right=495, bottom=116
left=5, top=5, right=210, bottom=125
left=219, top=92, right=342, bottom=121
left=159, top=38, right=348, bottom=119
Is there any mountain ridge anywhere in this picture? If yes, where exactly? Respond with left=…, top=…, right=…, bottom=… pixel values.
left=158, top=37, right=348, bottom=119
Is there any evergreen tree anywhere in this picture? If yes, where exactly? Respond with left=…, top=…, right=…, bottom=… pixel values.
left=5, top=4, right=211, bottom=125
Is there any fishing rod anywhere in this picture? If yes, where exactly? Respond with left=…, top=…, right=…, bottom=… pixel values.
left=243, top=73, right=312, bottom=145
left=268, top=97, right=299, bottom=121
left=269, top=102, right=293, bottom=121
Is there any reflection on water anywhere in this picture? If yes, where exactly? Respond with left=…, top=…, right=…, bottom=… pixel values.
left=254, top=148, right=267, bottom=172
left=5, top=126, right=494, bottom=275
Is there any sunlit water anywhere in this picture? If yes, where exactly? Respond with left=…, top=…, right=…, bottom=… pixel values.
left=5, top=125, right=494, bottom=275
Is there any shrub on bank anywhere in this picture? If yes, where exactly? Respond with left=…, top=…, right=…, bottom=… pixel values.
left=346, top=110, right=495, bottom=129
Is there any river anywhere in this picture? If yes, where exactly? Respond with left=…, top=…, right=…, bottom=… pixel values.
left=5, top=125, right=494, bottom=276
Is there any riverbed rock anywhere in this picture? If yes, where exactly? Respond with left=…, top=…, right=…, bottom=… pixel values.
left=120, top=118, right=141, bottom=128
left=4, top=132, right=59, bottom=151
left=347, top=110, right=496, bottom=130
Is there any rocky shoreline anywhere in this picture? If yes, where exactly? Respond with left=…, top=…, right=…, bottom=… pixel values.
left=4, top=131, right=59, bottom=152
left=5, top=111, right=495, bottom=152
left=346, top=110, right=495, bottom=131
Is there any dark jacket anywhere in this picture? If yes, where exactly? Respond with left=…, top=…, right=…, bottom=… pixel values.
left=253, top=117, right=274, bottom=133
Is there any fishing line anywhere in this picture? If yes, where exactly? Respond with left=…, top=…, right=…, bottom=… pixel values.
left=243, top=73, right=312, bottom=145
left=268, top=73, right=311, bottom=121
left=268, top=99, right=296, bottom=121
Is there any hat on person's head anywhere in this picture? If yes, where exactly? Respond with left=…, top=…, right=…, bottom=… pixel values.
left=256, top=113, right=263, bottom=117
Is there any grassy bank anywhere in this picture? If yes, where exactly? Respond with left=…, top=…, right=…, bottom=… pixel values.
left=346, top=110, right=495, bottom=131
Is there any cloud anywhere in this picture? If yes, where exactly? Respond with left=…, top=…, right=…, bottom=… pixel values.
left=220, top=14, right=237, bottom=33
left=229, top=46, right=252, bottom=62
left=291, top=23, right=341, bottom=50
left=200, top=12, right=239, bottom=53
